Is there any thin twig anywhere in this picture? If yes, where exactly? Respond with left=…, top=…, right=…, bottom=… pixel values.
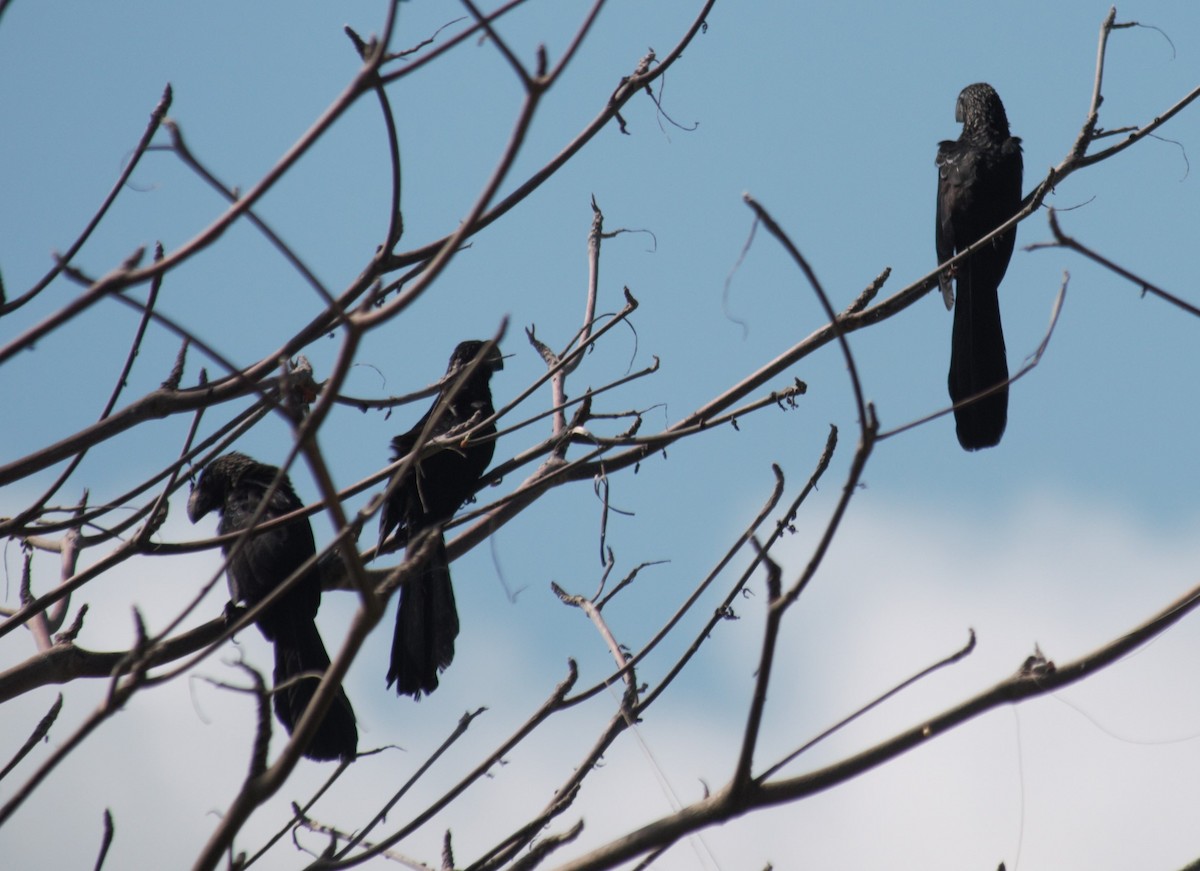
left=0, top=693, right=62, bottom=781
left=1037, top=209, right=1200, bottom=317
left=0, top=86, right=172, bottom=317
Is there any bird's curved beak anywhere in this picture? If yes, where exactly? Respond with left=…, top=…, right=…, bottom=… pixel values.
left=186, top=486, right=209, bottom=523
left=955, top=96, right=966, bottom=124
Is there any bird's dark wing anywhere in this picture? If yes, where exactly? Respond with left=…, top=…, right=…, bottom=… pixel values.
left=935, top=139, right=964, bottom=309
left=218, top=473, right=319, bottom=631
left=378, top=341, right=501, bottom=553
left=377, top=427, right=421, bottom=553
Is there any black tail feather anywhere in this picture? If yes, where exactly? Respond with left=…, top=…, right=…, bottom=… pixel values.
left=949, top=273, right=1008, bottom=451
left=388, top=535, right=460, bottom=698
left=273, top=621, right=358, bottom=761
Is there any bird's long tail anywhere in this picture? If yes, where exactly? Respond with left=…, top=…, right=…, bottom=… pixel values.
left=273, top=621, right=359, bottom=761
left=388, top=533, right=460, bottom=698
left=948, top=271, right=1009, bottom=450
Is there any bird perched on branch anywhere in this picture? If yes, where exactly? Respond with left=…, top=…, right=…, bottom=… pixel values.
left=935, top=82, right=1023, bottom=450
left=188, top=452, right=358, bottom=761
left=378, top=339, right=503, bottom=698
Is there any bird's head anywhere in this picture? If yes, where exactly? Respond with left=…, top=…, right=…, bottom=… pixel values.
left=447, top=339, right=504, bottom=378
left=954, top=82, right=1011, bottom=139
left=186, top=452, right=254, bottom=522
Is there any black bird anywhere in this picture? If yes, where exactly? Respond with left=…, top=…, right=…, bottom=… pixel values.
left=378, top=340, right=503, bottom=699
left=936, top=82, right=1023, bottom=450
left=188, top=452, right=358, bottom=761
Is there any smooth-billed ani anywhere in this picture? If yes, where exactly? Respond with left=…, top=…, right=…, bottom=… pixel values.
left=936, top=82, right=1023, bottom=450
left=378, top=340, right=503, bottom=698
left=188, top=452, right=358, bottom=761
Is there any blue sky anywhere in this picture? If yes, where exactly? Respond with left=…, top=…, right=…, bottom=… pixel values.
left=2, top=2, right=1199, bottom=869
